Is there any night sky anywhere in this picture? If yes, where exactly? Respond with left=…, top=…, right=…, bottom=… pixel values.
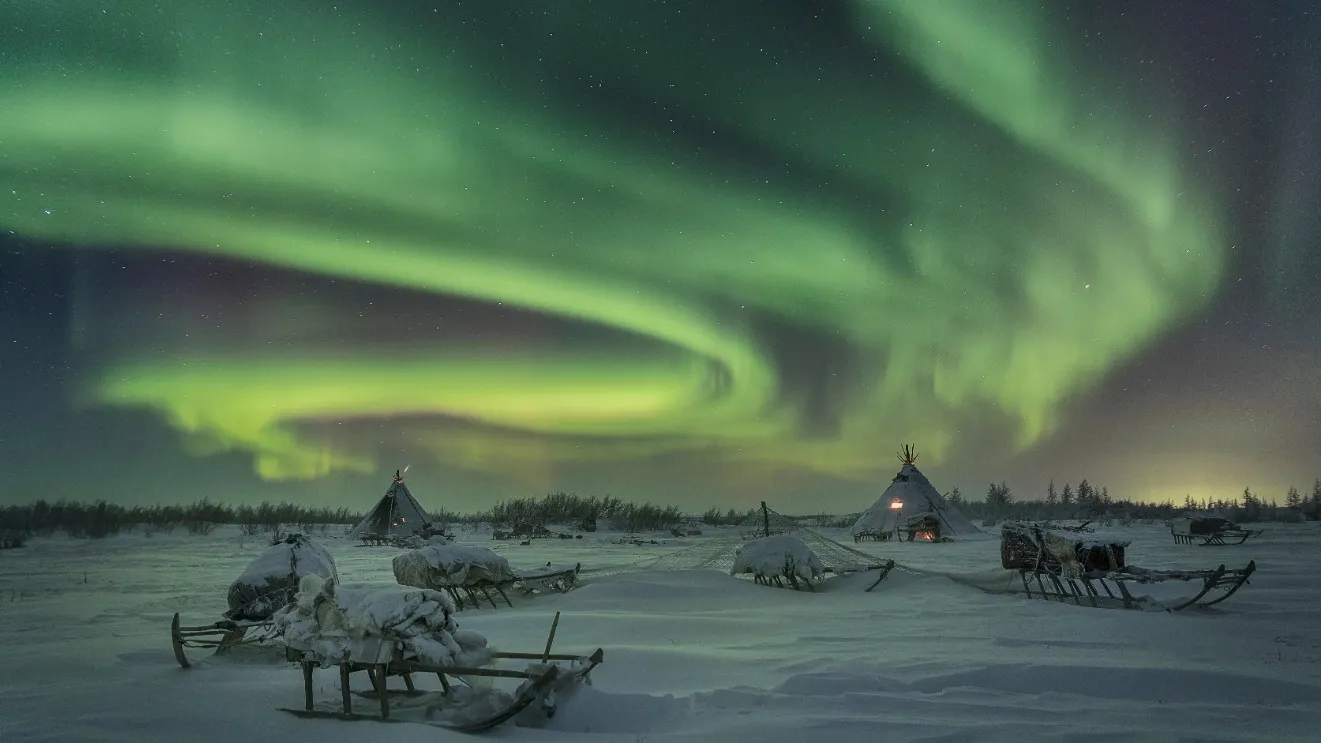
left=2, top=0, right=1317, bottom=512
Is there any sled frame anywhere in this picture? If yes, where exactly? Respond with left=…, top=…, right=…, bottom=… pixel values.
left=284, top=647, right=604, bottom=730
left=282, top=610, right=603, bottom=732
left=434, top=581, right=516, bottom=612
left=515, top=562, right=582, bottom=596
left=1170, top=525, right=1261, bottom=546
left=743, top=559, right=896, bottom=592
left=424, top=563, right=581, bottom=611
left=1015, top=560, right=1256, bottom=612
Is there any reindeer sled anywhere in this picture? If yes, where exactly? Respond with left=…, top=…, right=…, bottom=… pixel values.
left=274, top=575, right=604, bottom=733
left=171, top=533, right=337, bottom=668
left=392, top=537, right=581, bottom=611
left=728, top=533, right=896, bottom=592
left=1170, top=516, right=1262, bottom=546
left=1000, top=521, right=1255, bottom=612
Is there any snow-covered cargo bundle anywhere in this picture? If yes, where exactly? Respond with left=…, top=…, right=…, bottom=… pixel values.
left=393, top=538, right=521, bottom=610
left=1000, top=521, right=1129, bottom=575
left=274, top=575, right=490, bottom=668
left=731, top=534, right=826, bottom=590
left=997, top=520, right=1256, bottom=612
left=226, top=533, right=339, bottom=621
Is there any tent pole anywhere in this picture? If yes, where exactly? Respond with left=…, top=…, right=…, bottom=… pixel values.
left=930, top=495, right=956, bottom=538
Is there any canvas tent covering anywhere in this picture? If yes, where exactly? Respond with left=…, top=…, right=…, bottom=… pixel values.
left=350, top=470, right=434, bottom=538
left=225, top=533, right=338, bottom=621
left=851, top=447, right=979, bottom=540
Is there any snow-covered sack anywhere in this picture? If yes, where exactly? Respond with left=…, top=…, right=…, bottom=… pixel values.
left=225, top=534, right=338, bottom=621
left=273, top=575, right=491, bottom=668
left=731, top=534, right=826, bottom=583
left=393, top=537, right=519, bottom=590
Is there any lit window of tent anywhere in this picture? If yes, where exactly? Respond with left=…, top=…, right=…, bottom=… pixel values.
left=889, top=500, right=904, bottom=510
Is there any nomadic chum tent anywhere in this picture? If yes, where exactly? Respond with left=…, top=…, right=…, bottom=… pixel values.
left=851, top=446, right=979, bottom=541
left=349, top=470, right=436, bottom=539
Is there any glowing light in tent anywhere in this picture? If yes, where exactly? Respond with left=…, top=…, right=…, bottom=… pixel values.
left=889, top=500, right=904, bottom=510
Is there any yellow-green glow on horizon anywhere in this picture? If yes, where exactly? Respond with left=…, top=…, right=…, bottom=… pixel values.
left=0, top=0, right=1225, bottom=483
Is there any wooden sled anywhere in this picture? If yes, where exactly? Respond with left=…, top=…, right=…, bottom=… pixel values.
left=1170, top=517, right=1262, bottom=546
left=515, top=562, right=582, bottom=596
left=1001, top=521, right=1256, bottom=612
left=853, top=530, right=892, bottom=543
left=437, top=579, right=517, bottom=612
left=358, top=534, right=398, bottom=547
left=1012, top=561, right=1256, bottom=611
left=280, top=612, right=604, bottom=733
left=745, top=559, right=897, bottom=592
left=171, top=613, right=285, bottom=668
left=424, top=562, right=582, bottom=612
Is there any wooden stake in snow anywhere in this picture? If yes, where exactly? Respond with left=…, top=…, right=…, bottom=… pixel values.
left=541, top=611, right=561, bottom=663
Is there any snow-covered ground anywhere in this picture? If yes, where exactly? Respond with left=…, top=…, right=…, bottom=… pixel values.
left=2, top=521, right=1318, bottom=742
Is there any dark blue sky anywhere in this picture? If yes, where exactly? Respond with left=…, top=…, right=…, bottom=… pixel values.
left=1, top=1, right=1317, bottom=513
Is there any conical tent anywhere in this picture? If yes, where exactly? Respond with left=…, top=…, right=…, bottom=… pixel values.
left=851, top=446, right=979, bottom=540
left=350, top=470, right=434, bottom=538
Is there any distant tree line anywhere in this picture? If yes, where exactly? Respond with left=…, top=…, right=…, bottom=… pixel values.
left=0, top=492, right=694, bottom=540
left=0, top=499, right=362, bottom=540
left=4, top=477, right=1318, bottom=545
left=949, top=477, right=1321, bottom=524
left=470, top=492, right=686, bottom=532
left=699, top=506, right=762, bottom=527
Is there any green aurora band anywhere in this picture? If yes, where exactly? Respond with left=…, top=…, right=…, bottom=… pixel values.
left=0, top=0, right=1224, bottom=483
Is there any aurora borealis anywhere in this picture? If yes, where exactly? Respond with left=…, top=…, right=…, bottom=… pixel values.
left=2, top=1, right=1318, bottom=509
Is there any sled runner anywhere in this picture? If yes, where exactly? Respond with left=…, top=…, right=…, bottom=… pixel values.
left=1170, top=516, right=1262, bottom=546
left=1000, top=521, right=1256, bottom=612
